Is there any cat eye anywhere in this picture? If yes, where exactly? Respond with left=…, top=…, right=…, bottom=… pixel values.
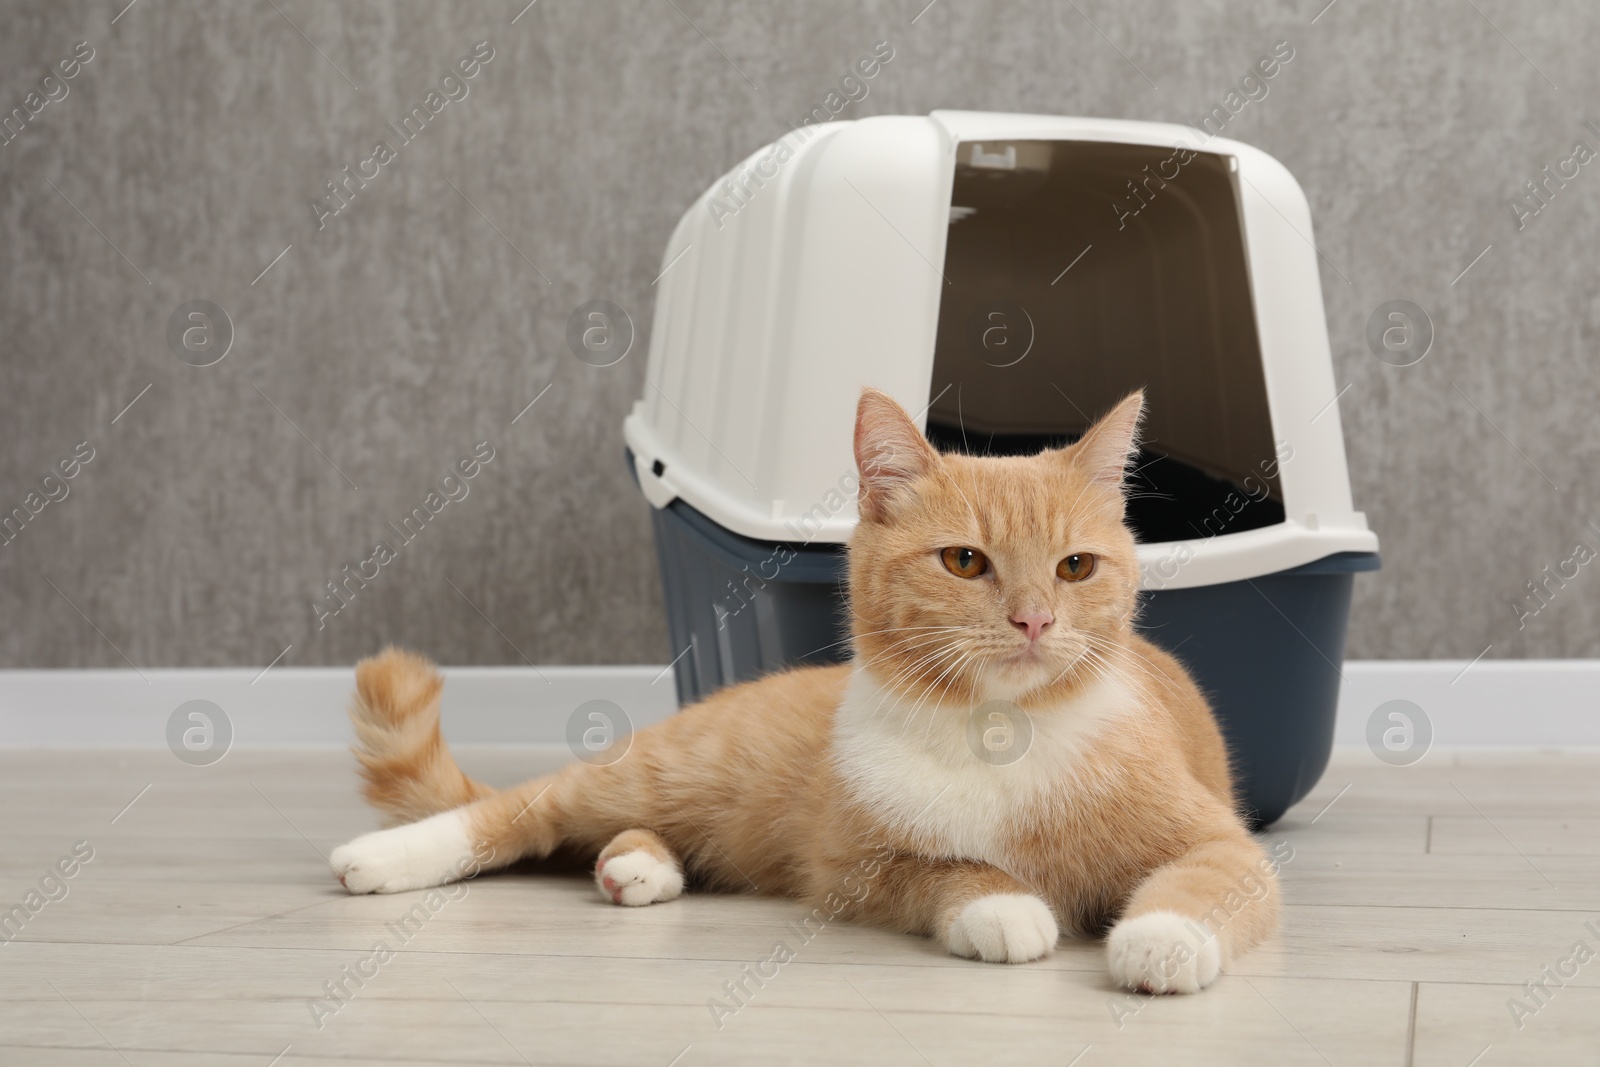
left=940, top=547, right=989, bottom=579
left=1057, top=553, right=1097, bottom=582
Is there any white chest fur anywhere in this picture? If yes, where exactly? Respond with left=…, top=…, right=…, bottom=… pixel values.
left=829, top=667, right=1138, bottom=869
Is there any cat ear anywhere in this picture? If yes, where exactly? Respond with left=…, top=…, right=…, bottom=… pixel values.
left=1070, top=390, right=1145, bottom=488
left=854, top=388, right=940, bottom=523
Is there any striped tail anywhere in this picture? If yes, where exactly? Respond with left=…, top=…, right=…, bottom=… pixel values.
left=347, top=647, right=492, bottom=825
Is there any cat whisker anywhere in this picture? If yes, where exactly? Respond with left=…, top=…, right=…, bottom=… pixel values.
left=878, top=639, right=977, bottom=727
left=921, top=651, right=985, bottom=745
left=851, top=632, right=969, bottom=674
left=854, top=633, right=968, bottom=681
left=1082, top=634, right=1185, bottom=698
left=901, top=648, right=971, bottom=737
left=866, top=640, right=968, bottom=721
left=1039, top=644, right=1098, bottom=690
left=847, top=626, right=975, bottom=664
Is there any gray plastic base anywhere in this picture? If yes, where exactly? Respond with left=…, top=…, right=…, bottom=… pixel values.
left=649, top=496, right=849, bottom=703
left=1135, top=553, right=1377, bottom=826
left=645, top=480, right=1377, bottom=827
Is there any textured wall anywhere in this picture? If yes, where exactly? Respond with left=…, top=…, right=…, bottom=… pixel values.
left=1, top=0, right=1596, bottom=668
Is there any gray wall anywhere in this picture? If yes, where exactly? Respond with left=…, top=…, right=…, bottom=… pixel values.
left=2, top=0, right=1596, bottom=669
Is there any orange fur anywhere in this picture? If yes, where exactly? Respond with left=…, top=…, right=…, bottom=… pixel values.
left=337, top=389, right=1279, bottom=991
left=348, top=649, right=490, bottom=825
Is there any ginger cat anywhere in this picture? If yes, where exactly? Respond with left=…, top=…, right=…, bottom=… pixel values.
left=330, top=388, right=1279, bottom=993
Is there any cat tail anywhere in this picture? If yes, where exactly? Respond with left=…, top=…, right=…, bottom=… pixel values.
left=347, top=647, right=494, bottom=825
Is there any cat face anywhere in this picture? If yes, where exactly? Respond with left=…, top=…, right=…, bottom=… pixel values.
left=848, top=389, right=1144, bottom=705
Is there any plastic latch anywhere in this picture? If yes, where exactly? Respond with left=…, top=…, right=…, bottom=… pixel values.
left=636, top=454, right=677, bottom=510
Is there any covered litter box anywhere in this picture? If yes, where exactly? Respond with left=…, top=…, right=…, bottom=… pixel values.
left=624, top=111, right=1379, bottom=825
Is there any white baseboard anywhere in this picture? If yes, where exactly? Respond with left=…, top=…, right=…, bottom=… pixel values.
left=1328, top=659, right=1600, bottom=748
left=0, top=665, right=682, bottom=748
left=0, top=660, right=1595, bottom=748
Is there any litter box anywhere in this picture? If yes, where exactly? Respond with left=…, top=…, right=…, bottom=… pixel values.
left=623, top=111, right=1379, bottom=826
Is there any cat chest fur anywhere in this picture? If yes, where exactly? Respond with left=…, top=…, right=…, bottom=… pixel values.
left=829, top=667, right=1139, bottom=871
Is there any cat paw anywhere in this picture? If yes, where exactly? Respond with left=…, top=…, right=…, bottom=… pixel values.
left=1106, top=911, right=1221, bottom=994
left=595, top=850, right=684, bottom=906
left=946, top=894, right=1058, bottom=963
left=331, top=810, right=475, bottom=895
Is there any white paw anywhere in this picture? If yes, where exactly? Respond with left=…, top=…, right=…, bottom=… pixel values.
left=1106, top=911, right=1221, bottom=994
left=946, top=894, right=1058, bottom=963
left=595, top=850, right=684, bottom=907
left=331, top=810, right=477, bottom=895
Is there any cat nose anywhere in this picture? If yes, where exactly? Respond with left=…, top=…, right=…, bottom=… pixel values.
left=1010, top=610, right=1054, bottom=642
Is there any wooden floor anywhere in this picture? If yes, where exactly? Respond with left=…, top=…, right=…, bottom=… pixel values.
left=1, top=747, right=1597, bottom=1066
